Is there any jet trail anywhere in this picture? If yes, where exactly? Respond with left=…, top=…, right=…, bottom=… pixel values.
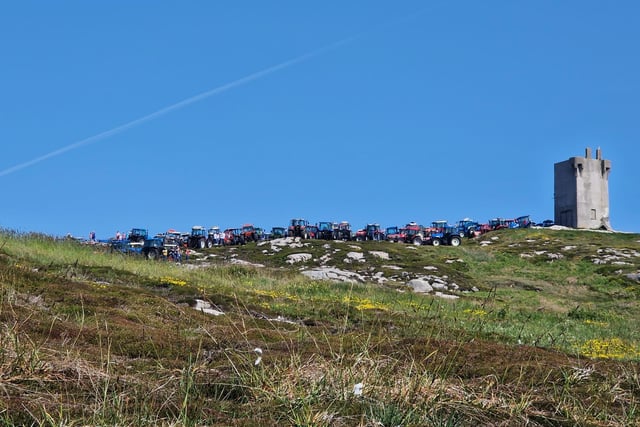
left=0, top=6, right=431, bottom=178
left=0, top=35, right=359, bottom=178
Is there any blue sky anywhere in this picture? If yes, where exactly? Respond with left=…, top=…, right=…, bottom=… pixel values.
left=1, top=1, right=639, bottom=239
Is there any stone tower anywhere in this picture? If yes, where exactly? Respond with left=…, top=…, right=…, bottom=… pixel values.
left=554, top=147, right=612, bottom=229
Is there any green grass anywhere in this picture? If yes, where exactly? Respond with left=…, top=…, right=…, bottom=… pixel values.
left=0, top=228, right=639, bottom=425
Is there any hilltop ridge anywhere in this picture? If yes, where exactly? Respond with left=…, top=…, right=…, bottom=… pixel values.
left=0, top=227, right=639, bottom=426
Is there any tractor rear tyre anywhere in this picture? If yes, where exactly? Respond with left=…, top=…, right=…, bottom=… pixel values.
left=413, top=236, right=423, bottom=246
left=431, top=238, right=441, bottom=247
left=146, top=249, right=159, bottom=260
left=449, top=236, right=461, bottom=247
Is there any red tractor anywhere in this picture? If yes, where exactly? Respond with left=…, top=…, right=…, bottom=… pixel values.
left=385, top=226, right=405, bottom=242
left=333, top=221, right=352, bottom=241
left=223, top=228, right=245, bottom=246
left=288, top=218, right=310, bottom=238
left=241, top=224, right=259, bottom=242
left=402, top=222, right=425, bottom=245
left=355, top=223, right=385, bottom=241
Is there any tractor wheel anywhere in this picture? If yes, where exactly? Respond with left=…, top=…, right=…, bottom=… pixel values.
left=146, top=249, right=158, bottom=260
left=449, top=236, right=461, bottom=247
left=413, top=236, right=423, bottom=246
left=431, top=238, right=441, bottom=247
left=199, top=239, right=206, bottom=249
left=207, top=239, right=213, bottom=248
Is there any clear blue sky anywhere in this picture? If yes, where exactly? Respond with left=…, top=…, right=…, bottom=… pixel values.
left=1, top=1, right=639, bottom=239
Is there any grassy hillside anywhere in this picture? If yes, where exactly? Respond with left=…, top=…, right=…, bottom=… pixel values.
left=0, top=228, right=639, bottom=426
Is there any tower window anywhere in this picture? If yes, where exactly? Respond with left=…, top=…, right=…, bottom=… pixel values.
left=591, top=209, right=597, bottom=220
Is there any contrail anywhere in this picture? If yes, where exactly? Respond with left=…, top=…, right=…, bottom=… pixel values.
left=0, top=36, right=358, bottom=178
left=0, top=7, right=430, bottom=178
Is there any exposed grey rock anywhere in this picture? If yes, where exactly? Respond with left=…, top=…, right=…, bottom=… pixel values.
left=383, top=265, right=403, bottom=270
left=369, top=251, right=390, bottom=260
left=286, top=253, right=312, bottom=264
left=301, top=267, right=365, bottom=283
left=434, top=292, right=460, bottom=300
left=194, top=299, right=224, bottom=316
left=424, top=266, right=438, bottom=271
left=229, top=259, right=265, bottom=267
left=346, top=252, right=365, bottom=261
left=407, top=279, right=433, bottom=293
left=431, top=282, right=447, bottom=291
left=626, top=273, right=640, bottom=281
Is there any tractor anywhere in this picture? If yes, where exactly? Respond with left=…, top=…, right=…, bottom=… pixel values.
left=270, top=227, right=286, bottom=239
left=142, top=236, right=180, bottom=260
left=305, top=225, right=319, bottom=239
left=241, top=224, right=259, bottom=242
left=142, top=237, right=164, bottom=260
left=489, top=218, right=517, bottom=230
left=402, top=222, right=425, bottom=245
left=223, top=228, right=245, bottom=245
left=355, top=223, right=384, bottom=241
left=455, top=218, right=481, bottom=238
left=317, top=222, right=334, bottom=240
left=254, top=227, right=265, bottom=241
left=110, top=239, right=142, bottom=255
left=208, top=226, right=222, bottom=245
left=288, top=218, right=309, bottom=238
left=188, top=226, right=213, bottom=249
left=425, top=221, right=462, bottom=247
left=127, top=228, right=148, bottom=243
left=333, top=221, right=352, bottom=241
left=385, top=226, right=405, bottom=242
left=516, top=215, right=532, bottom=228
left=164, top=229, right=186, bottom=246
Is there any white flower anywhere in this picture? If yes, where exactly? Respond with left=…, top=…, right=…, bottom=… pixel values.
left=353, top=382, right=363, bottom=396
left=254, top=347, right=263, bottom=366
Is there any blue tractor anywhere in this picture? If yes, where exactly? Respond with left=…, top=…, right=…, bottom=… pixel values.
left=317, top=222, right=334, bottom=240
left=426, top=220, right=463, bottom=247
left=455, top=218, right=480, bottom=238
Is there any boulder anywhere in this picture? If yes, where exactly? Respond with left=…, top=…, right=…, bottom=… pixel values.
left=369, top=251, right=390, bottom=260
left=407, top=279, right=433, bottom=293
left=286, top=253, right=312, bottom=264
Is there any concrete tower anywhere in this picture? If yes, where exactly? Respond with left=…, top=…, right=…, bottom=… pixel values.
left=554, top=147, right=612, bottom=229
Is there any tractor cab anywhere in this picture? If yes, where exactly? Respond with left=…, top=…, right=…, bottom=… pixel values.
left=516, top=215, right=532, bottom=228
left=288, top=218, right=309, bottom=238
left=270, top=227, right=286, bottom=239
left=333, top=221, right=352, bottom=240
left=317, top=222, right=334, bottom=240
left=127, top=228, right=148, bottom=243
left=191, top=226, right=207, bottom=237
left=306, top=225, right=318, bottom=239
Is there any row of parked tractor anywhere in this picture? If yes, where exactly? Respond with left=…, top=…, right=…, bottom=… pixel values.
left=108, top=215, right=542, bottom=260
left=276, top=215, right=535, bottom=247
